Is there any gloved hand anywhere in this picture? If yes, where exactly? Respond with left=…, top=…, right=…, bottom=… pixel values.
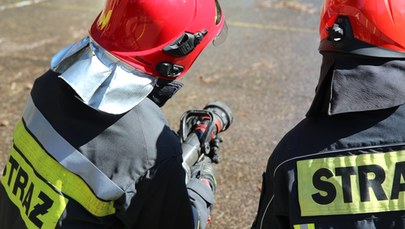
left=191, top=156, right=217, bottom=192
left=206, top=136, right=223, bottom=164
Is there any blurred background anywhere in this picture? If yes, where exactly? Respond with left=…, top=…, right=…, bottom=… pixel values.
left=0, top=0, right=322, bottom=228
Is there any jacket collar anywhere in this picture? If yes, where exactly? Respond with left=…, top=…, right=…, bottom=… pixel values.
left=307, top=53, right=405, bottom=116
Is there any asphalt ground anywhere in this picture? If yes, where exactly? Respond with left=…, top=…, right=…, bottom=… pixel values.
left=0, top=0, right=323, bottom=228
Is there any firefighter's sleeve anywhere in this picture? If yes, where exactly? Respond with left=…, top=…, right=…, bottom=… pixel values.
left=187, top=157, right=216, bottom=229
left=187, top=178, right=215, bottom=229
left=118, top=157, right=196, bottom=229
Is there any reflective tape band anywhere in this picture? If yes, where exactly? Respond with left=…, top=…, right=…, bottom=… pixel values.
left=297, top=151, right=405, bottom=216
left=293, top=223, right=315, bottom=229
left=1, top=147, right=69, bottom=228
left=13, top=120, right=116, bottom=217
left=22, top=96, right=124, bottom=201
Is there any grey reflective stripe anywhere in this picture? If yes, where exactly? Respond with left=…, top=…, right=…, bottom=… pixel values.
left=23, top=96, right=124, bottom=200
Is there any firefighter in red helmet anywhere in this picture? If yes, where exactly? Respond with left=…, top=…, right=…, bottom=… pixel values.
left=0, top=0, right=227, bottom=228
left=252, top=1, right=405, bottom=228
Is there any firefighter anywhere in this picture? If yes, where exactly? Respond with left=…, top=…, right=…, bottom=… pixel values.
left=0, top=0, right=228, bottom=228
left=252, top=1, right=405, bottom=228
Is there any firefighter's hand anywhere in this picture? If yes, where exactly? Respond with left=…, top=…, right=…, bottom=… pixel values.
left=207, top=136, right=223, bottom=164
left=191, top=156, right=217, bottom=192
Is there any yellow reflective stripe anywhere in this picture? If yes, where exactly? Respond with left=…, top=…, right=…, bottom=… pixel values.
left=1, top=147, right=68, bottom=229
left=293, top=224, right=315, bottom=229
left=13, top=120, right=116, bottom=217
left=297, top=151, right=405, bottom=216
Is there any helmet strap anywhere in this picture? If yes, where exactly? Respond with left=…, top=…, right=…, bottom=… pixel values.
left=147, top=79, right=184, bottom=107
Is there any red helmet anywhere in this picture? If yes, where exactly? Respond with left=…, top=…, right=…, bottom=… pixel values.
left=319, top=0, right=405, bottom=58
left=89, top=0, right=227, bottom=80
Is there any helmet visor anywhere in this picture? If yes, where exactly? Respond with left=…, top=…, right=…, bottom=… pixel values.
left=213, top=0, right=227, bottom=46
left=215, top=0, right=223, bottom=24
left=213, top=21, right=228, bottom=46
